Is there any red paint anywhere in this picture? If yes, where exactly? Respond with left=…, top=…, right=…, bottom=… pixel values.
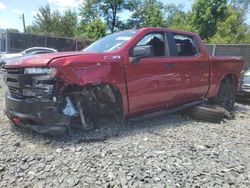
left=12, top=117, right=21, bottom=125
left=5, top=28, right=244, bottom=117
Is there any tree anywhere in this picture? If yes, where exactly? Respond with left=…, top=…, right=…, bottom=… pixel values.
left=26, top=25, right=39, bottom=34
left=82, top=19, right=107, bottom=39
left=79, top=0, right=101, bottom=23
left=26, top=0, right=250, bottom=43
left=6, top=28, right=20, bottom=33
left=27, top=4, right=78, bottom=37
left=142, top=0, right=165, bottom=27
left=125, top=0, right=143, bottom=28
left=165, top=4, right=193, bottom=31
left=209, top=6, right=248, bottom=43
left=244, top=31, right=250, bottom=43
left=28, top=5, right=62, bottom=36
left=190, top=0, right=228, bottom=40
left=33, top=5, right=57, bottom=35
left=126, top=0, right=166, bottom=28
left=60, top=10, right=78, bottom=37
left=77, top=0, right=107, bottom=39
left=79, top=0, right=129, bottom=33
left=101, top=0, right=128, bottom=33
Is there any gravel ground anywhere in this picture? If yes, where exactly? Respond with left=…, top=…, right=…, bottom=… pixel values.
left=0, top=73, right=250, bottom=188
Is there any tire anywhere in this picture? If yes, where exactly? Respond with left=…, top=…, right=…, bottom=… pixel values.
left=214, top=80, right=236, bottom=111
left=189, top=104, right=226, bottom=123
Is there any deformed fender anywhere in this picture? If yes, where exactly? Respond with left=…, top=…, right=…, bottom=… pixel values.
left=49, top=59, right=129, bottom=115
left=52, top=64, right=112, bottom=85
left=73, top=63, right=113, bottom=85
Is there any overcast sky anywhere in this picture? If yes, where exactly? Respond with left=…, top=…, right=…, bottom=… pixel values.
left=1, top=0, right=247, bottom=32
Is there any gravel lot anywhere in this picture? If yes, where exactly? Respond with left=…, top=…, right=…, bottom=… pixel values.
left=0, top=73, right=250, bottom=188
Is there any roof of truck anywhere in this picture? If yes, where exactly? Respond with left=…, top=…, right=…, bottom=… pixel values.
left=136, top=27, right=199, bottom=36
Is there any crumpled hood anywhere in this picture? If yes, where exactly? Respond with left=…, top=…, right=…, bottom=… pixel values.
left=4, top=51, right=94, bottom=68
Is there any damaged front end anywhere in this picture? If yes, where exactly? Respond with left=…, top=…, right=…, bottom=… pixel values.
left=4, top=67, right=122, bottom=136
left=4, top=67, right=73, bottom=135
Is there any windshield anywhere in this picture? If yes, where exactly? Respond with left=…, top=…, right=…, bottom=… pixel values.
left=83, top=30, right=138, bottom=52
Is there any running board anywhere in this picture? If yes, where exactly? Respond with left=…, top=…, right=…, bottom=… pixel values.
left=129, top=100, right=205, bottom=122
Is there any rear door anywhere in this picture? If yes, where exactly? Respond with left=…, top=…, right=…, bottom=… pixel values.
left=164, top=32, right=210, bottom=104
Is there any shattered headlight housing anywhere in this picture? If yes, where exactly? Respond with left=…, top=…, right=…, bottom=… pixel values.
left=24, top=67, right=57, bottom=77
left=22, top=67, right=57, bottom=97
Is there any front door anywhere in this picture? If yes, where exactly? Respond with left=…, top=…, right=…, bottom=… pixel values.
left=126, top=32, right=178, bottom=114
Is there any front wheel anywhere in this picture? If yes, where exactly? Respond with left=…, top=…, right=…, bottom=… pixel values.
left=214, top=80, right=236, bottom=111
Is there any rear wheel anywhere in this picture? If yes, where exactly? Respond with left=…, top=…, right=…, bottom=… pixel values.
left=214, top=80, right=236, bottom=111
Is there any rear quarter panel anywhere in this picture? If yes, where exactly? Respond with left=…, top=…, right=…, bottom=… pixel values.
left=207, top=56, right=244, bottom=98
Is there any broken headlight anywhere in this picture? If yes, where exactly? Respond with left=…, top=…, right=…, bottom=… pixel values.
left=24, top=67, right=57, bottom=77
left=22, top=68, right=57, bottom=97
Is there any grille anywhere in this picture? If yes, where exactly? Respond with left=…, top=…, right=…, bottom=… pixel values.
left=6, top=68, right=24, bottom=74
left=8, top=86, right=23, bottom=99
left=5, top=68, right=53, bottom=99
left=5, top=68, right=25, bottom=99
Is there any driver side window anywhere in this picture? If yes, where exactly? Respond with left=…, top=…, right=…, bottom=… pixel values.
left=136, top=33, right=165, bottom=57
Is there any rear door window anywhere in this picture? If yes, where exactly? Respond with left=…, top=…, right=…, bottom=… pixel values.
left=172, top=34, right=199, bottom=57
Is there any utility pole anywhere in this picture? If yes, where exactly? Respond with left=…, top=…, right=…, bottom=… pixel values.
left=21, top=13, right=26, bottom=33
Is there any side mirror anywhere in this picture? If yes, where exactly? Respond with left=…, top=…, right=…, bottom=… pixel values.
left=130, top=45, right=154, bottom=64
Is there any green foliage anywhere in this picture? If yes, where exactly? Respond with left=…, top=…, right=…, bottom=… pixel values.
left=165, top=4, right=193, bottom=31
left=27, top=4, right=77, bottom=37
left=79, top=0, right=100, bottom=23
left=209, top=6, right=248, bottom=43
left=189, top=0, right=228, bottom=40
left=79, top=0, right=129, bottom=33
left=244, top=32, right=250, bottom=43
left=26, top=0, right=250, bottom=43
left=32, top=5, right=57, bottom=35
left=126, top=0, right=166, bottom=28
left=142, top=0, right=166, bottom=27
left=101, top=0, right=128, bottom=33
left=168, top=0, right=250, bottom=44
left=60, top=10, right=78, bottom=38
left=77, top=19, right=107, bottom=40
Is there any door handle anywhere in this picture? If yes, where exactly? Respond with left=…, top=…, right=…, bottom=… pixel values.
left=165, top=64, right=175, bottom=69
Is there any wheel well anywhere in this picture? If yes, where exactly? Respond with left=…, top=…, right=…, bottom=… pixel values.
left=63, top=83, right=124, bottom=117
left=221, top=74, right=238, bottom=91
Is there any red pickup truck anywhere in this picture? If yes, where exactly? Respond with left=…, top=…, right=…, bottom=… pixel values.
left=4, top=28, right=244, bottom=134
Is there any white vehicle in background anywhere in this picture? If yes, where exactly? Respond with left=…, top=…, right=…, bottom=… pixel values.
left=237, top=67, right=250, bottom=100
left=0, top=47, right=57, bottom=67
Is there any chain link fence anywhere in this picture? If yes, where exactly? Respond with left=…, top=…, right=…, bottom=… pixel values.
left=2, top=31, right=92, bottom=53
left=205, top=44, right=250, bottom=66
